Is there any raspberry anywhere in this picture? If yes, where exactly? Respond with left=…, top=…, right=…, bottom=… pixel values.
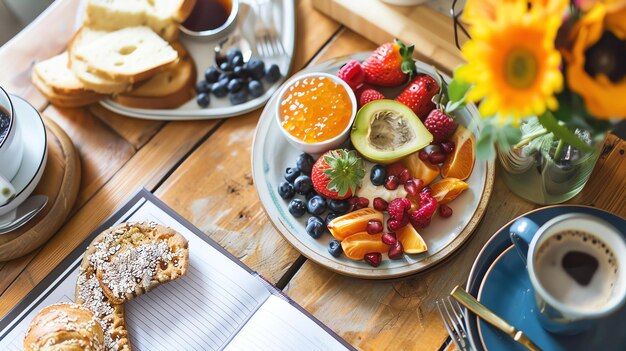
left=338, top=60, right=365, bottom=90
left=410, top=191, right=438, bottom=228
left=386, top=162, right=407, bottom=177
left=359, top=88, right=385, bottom=108
left=387, top=198, right=411, bottom=221
left=424, top=109, right=456, bottom=143
left=373, top=197, right=388, bottom=211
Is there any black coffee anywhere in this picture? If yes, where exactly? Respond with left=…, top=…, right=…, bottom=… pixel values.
left=562, top=250, right=599, bottom=286
left=0, top=106, right=9, bottom=144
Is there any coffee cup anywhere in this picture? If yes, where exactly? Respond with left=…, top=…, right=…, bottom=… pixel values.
left=0, top=87, right=23, bottom=205
left=510, top=213, right=626, bottom=334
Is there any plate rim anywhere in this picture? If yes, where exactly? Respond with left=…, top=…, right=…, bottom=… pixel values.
left=251, top=53, right=495, bottom=279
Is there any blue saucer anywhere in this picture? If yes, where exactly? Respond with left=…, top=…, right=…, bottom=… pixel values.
left=465, top=206, right=626, bottom=351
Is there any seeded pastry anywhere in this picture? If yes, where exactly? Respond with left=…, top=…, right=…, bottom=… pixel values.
left=24, top=302, right=105, bottom=351
left=76, top=221, right=189, bottom=351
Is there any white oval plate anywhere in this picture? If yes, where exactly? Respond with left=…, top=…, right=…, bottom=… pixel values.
left=252, top=53, right=495, bottom=279
left=0, top=96, right=47, bottom=217
left=98, top=0, right=295, bottom=120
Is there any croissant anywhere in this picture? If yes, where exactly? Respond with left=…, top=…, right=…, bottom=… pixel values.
left=24, top=303, right=104, bottom=351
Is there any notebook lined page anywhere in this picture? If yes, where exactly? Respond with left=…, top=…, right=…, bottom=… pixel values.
left=225, top=295, right=351, bottom=351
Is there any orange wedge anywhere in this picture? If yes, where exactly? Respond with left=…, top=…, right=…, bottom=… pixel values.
left=341, top=232, right=390, bottom=260
left=441, top=125, right=475, bottom=180
left=430, top=178, right=469, bottom=204
left=402, top=151, right=440, bottom=185
left=328, top=208, right=384, bottom=241
left=396, top=225, right=427, bottom=254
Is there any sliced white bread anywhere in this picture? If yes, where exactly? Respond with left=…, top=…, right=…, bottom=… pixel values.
left=68, top=28, right=130, bottom=94
left=32, top=71, right=104, bottom=108
left=73, top=26, right=178, bottom=84
left=33, top=52, right=88, bottom=95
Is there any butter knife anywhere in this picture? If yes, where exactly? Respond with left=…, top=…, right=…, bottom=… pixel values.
left=451, top=286, right=543, bottom=351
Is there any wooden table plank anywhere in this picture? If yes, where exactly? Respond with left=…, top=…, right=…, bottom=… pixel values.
left=284, top=134, right=626, bottom=351
left=89, top=104, right=165, bottom=149
left=0, top=120, right=219, bottom=317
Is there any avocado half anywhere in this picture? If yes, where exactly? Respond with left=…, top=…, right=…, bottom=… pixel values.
left=351, top=100, right=433, bottom=164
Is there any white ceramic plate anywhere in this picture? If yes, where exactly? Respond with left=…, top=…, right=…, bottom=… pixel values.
left=252, top=53, right=495, bottom=278
left=0, top=96, right=47, bottom=216
left=98, top=0, right=295, bottom=120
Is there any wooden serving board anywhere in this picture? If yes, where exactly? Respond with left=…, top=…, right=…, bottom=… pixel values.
left=0, top=119, right=80, bottom=261
left=312, top=0, right=466, bottom=73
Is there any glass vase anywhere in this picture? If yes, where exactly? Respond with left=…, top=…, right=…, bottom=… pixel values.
left=497, top=119, right=603, bottom=205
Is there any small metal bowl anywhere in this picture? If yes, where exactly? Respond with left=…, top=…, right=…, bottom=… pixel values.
left=180, top=0, right=240, bottom=41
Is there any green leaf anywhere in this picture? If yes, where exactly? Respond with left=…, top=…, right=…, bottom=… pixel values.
left=476, top=124, right=496, bottom=161
left=447, top=77, right=471, bottom=103
left=538, top=111, right=594, bottom=152
left=445, top=99, right=466, bottom=113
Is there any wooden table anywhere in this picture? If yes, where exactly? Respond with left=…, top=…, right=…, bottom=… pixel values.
left=0, top=1, right=624, bottom=350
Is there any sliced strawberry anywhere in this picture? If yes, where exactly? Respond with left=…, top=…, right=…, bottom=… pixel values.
left=311, top=149, right=365, bottom=200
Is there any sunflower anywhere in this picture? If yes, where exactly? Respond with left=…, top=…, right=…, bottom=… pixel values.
left=562, top=4, right=626, bottom=118
left=463, top=0, right=567, bottom=25
left=457, top=1, right=564, bottom=123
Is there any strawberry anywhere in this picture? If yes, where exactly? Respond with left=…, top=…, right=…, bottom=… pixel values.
left=311, top=149, right=365, bottom=200
left=359, top=88, right=385, bottom=108
left=424, top=109, right=456, bottom=143
left=395, top=74, right=438, bottom=119
left=337, top=60, right=365, bottom=90
left=362, top=39, right=416, bottom=87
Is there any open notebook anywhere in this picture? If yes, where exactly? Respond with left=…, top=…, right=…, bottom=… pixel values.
left=0, top=189, right=355, bottom=350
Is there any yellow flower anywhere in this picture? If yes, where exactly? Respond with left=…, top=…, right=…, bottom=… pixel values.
left=457, top=1, right=564, bottom=122
left=561, top=4, right=626, bottom=118
left=577, top=0, right=626, bottom=13
left=463, top=0, right=567, bottom=24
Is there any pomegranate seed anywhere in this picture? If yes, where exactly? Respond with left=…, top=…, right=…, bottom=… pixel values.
left=441, top=141, right=455, bottom=154
left=418, top=150, right=429, bottom=161
left=421, top=186, right=432, bottom=194
left=428, top=150, right=446, bottom=164
left=404, top=179, right=419, bottom=196
left=357, top=197, right=370, bottom=208
left=381, top=232, right=398, bottom=246
left=385, top=175, right=399, bottom=190
left=439, top=204, right=453, bottom=218
left=367, top=219, right=383, bottom=234
left=364, top=252, right=382, bottom=267
left=348, top=197, right=359, bottom=206
left=398, top=169, right=411, bottom=184
left=388, top=241, right=404, bottom=260
left=373, top=197, right=388, bottom=211
left=387, top=217, right=409, bottom=232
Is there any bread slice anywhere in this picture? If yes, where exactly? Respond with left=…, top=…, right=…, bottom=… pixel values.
left=33, top=52, right=86, bottom=95
left=68, top=28, right=130, bottom=94
left=73, top=26, right=178, bottom=83
left=32, top=69, right=105, bottom=108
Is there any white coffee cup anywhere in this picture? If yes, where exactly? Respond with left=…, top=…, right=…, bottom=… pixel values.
left=0, top=87, right=23, bottom=205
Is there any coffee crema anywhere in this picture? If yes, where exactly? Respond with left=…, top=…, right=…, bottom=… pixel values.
left=0, top=106, right=10, bottom=144
left=535, top=230, right=618, bottom=313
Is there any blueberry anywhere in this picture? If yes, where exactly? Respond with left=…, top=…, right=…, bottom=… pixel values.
left=284, top=167, right=301, bottom=183
left=218, top=72, right=233, bottom=81
left=231, top=55, right=244, bottom=67
left=265, top=64, right=281, bottom=83
left=325, top=212, right=340, bottom=227
left=196, top=92, right=210, bottom=107
left=307, top=195, right=327, bottom=215
left=229, top=89, right=248, bottom=105
left=278, top=181, right=295, bottom=199
left=195, top=80, right=210, bottom=93
left=211, top=79, right=229, bottom=98
left=305, top=216, right=325, bottom=239
left=226, top=48, right=243, bottom=64
left=245, top=57, right=265, bottom=80
left=296, top=153, right=315, bottom=175
left=233, top=66, right=248, bottom=79
left=370, top=164, right=387, bottom=186
left=220, top=62, right=233, bottom=72
left=328, top=199, right=350, bottom=213
left=288, top=198, right=306, bottom=217
left=227, top=78, right=243, bottom=93
left=204, top=67, right=220, bottom=83
left=328, top=239, right=343, bottom=257
left=293, top=175, right=313, bottom=195
left=306, top=191, right=320, bottom=201
left=248, top=80, right=264, bottom=98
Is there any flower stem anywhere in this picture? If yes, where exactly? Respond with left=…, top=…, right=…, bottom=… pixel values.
left=514, top=129, right=549, bottom=148
left=554, top=139, right=566, bottom=160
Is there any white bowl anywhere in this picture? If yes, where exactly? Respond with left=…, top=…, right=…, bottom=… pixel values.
left=274, top=72, right=357, bottom=154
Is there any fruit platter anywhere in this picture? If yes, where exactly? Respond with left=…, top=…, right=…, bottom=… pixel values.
left=252, top=42, right=494, bottom=278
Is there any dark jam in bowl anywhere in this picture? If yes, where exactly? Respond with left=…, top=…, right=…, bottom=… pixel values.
left=0, top=106, right=10, bottom=145
left=183, top=0, right=232, bottom=32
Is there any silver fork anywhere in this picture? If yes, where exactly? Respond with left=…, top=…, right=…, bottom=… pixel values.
left=252, top=0, right=286, bottom=58
left=437, top=296, right=472, bottom=351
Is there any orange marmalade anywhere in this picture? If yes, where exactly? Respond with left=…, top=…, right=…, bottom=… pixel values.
left=279, top=76, right=353, bottom=143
